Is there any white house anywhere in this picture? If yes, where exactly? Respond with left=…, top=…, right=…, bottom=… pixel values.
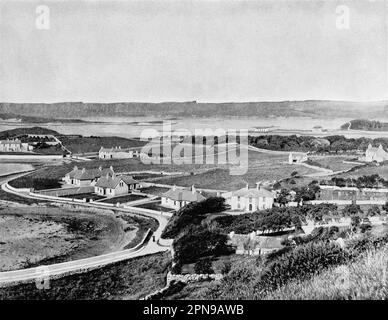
left=0, top=139, right=32, bottom=152
left=364, top=144, right=388, bottom=163
left=288, top=152, right=308, bottom=164
left=63, top=166, right=115, bottom=187
left=222, top=183, right=275, bottom=212
left=99, top=146, right=140, bottom=159
left=161, top=185, right=206, bottom=210
left=94, top=174, right=140, bottom=197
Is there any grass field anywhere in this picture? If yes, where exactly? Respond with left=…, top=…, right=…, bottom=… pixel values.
left=307, top=156, right=360, bottom=172
left=330, top=163, right=388, bottom=180
left=99, top=194, right=147, bottom=204
left=134, top=201, right=174, bottom=212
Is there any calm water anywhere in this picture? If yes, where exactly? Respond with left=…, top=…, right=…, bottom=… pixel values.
left=0, top=163, right=34, bottom=177
left=2, top=116, right=388, bottom=139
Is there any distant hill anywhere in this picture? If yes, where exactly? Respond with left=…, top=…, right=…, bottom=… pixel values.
left=0, top=127, right=60, bottom=139
left=1, top=100, right=388, bottom=120
left=341, top=119, right=388, bottom=131
left=0, top=112, right=85, bottom=123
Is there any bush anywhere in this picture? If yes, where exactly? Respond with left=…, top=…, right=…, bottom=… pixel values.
left=173, top=225, right=230, bottom=264
left=194, top=258, right=214, bottom=274
left=162, top=197, right=227, bottom=239
left=256, top=241, right=349, bottom=291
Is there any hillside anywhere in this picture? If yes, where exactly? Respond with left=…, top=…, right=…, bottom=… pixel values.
left=1, top=101, right=388, bottom=119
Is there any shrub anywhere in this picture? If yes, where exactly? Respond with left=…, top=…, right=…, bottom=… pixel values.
left=173, top=225, right=230, bottom=264
left=256, top=241, right=349, bottom=291
left=194, top=258, right=214, bottom=274
left=162, top=197, right=227, bottom=239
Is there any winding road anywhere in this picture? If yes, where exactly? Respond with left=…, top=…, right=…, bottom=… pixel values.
left=0, top=172, right=172, bottom=286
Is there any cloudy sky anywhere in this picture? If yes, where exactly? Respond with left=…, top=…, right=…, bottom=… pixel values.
left=0, top=0, right=387, bottom=103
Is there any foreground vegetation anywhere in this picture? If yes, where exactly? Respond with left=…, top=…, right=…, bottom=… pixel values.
left=264, top=244, right=388, bottom=299
left=0, top=252, right=171, bottom=300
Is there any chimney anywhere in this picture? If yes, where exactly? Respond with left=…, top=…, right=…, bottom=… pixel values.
left=73, top=165, right=78, bottom=171
left=368, top=143, right=372, bottom=149
left=191, top=185, right=196, bottom=194
left=256, top=182, right=261, bottom=190
left=119, top=146, right=121, bottom=149
left=379, top=144, right=383, bottom=150
left=98, top=166, right=102, bottom=171
left=172, top=185, right=177, bottom=191
left=110, top=166, right=114, bottom=173
left=82, top=168, right=86, bottom=173
left=245, top=183, right=249, bottom=190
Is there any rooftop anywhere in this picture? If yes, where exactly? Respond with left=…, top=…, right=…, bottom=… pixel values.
left=162, top=186, right=206, bottom=202
left=66, top=166, right=114, bottom=181
left=95, top=174, right=138, bottom=189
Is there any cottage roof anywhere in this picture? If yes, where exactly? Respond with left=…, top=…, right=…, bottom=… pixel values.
left=162, top=187, right=206, bottom=202
left=99, top=146, right=132, bottom=153
left=66, top=166, right=114, bottom=180
left=95, top=175, right=138, bottom=189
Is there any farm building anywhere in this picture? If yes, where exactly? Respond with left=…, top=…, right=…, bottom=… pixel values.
left=362, top=144, right=388, bottom=163
left=94, top=174, right=140, bottom=197
left=63, top=166, right=115, bottom=187
left=0, top=139, right=32, bottom=152
left=222, top=183, right=275, bottom=212
left=99, top=146, right=140, bottom=159
left=288, top=152, right=308, bottom=164
left=161, top=185, right=206, bottom=210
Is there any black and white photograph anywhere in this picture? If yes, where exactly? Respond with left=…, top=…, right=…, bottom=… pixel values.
left=0, top=0, right=388, bottom=304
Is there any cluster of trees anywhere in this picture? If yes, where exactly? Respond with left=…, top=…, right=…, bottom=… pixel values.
left=276, top=182, right=321, bottom=206
left=211, top=203, right=339, bottom=235
left=248, top=134, right=388, bottom=153
left=322, top=174, right=388, bottom=189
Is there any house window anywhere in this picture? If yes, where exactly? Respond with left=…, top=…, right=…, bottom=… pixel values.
left=120, top=181, right=124, bottom=187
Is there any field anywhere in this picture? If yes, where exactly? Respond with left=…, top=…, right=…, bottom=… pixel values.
left=153, top=150, right=319, bottom=191
left=9, top=157, right=222, bottom=189
left=134, top=201, right=174, bottom=213
left=0, top=204, right=145, bottom=271
left=0, top=251, right=172, bottom=300
left=307, top=156, right=360, bottom=172
left=330, top=163, right=388, bottom=180
left=99, top=194, right=147, bottom=204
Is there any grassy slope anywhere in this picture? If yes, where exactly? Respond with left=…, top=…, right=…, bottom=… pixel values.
left=263, top=245, right=388, bottom=300
left=0, top=251, right=171, bottom=300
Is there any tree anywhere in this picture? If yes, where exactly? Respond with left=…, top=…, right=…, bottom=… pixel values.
left=367, top=205, right=380, bottom=217
left=382, top=201, right=388, bottom=214
left=162, top=197, right=228, bottom=239
left=194, top=258, right=214, bottom=274
left=342, top=204, right=363, bottom=216
left=351, top=215, right=361, bottom=232
left=277, top=189, right=291, bottom=207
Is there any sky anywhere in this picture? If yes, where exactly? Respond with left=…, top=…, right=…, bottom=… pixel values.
left=0, top=0, right=387, bottom=103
